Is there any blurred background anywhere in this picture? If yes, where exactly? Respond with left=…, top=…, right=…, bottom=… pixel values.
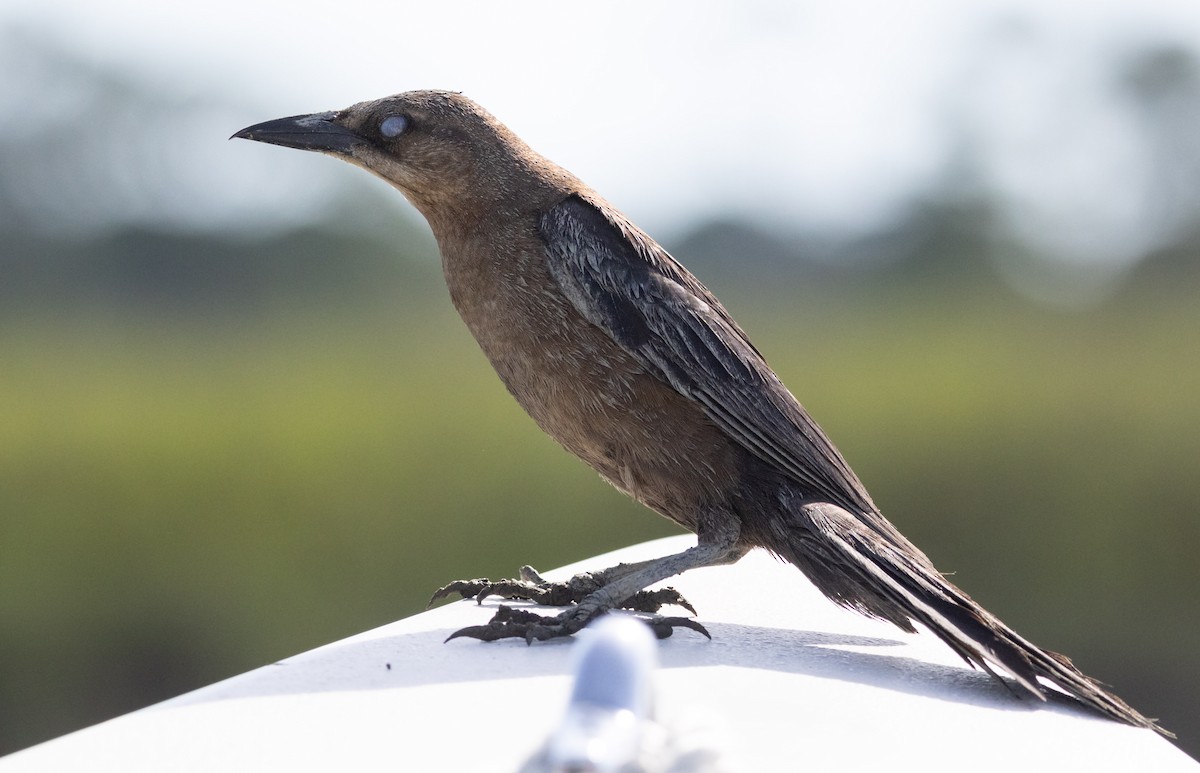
left=1, top=0, right=1198, bottom=760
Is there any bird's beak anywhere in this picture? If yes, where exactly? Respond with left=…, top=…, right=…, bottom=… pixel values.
left=231, top=111, right=366, bottom=155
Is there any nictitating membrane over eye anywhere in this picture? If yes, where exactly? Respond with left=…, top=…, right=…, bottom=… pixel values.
left=380, top=115, right=408, bottom=138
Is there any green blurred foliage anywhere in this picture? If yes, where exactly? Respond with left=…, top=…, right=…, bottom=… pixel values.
left=1, top=236, right=1197, bottom=758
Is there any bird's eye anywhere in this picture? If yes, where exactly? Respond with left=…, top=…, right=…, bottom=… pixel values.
left=379, top=115, right=409, bottom=138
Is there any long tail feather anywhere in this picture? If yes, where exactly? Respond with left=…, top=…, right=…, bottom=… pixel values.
left=769, top=501, right=1169, bottom=737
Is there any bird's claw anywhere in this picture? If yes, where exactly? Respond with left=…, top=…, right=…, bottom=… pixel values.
left=429, top=569, right=696, bottom=614
left=644, top=615, right=711, bottom=640
left=444, top=605, right=710, bottom=644
left=427, top=578, right=493, bottom=607
left=443, top=606, right=564, bottom=643
left=624, top=587, right=697, bottom=615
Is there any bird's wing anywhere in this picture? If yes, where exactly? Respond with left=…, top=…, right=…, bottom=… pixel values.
left=539, top=194, right=876, bottom=518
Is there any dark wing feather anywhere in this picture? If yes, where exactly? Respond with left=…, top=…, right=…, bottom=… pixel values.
left=539, top=194, right=875, bottom=518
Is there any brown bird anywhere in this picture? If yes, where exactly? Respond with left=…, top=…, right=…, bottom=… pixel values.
left=234, top=90, right=1163, bottom=735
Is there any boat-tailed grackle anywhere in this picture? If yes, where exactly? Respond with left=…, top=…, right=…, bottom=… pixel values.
left=234, top=91, right=1165, bottom=735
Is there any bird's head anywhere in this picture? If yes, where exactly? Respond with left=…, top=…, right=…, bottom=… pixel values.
left=233, top=90, right=569, bottom=222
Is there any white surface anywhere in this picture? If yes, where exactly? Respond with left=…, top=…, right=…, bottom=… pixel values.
left=2, top=536, right=1193, bottom=772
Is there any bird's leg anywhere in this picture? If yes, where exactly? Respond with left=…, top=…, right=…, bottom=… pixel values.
left=440, top=527, right=747, bottom=643
left=429, top=558, right=697, bottom=614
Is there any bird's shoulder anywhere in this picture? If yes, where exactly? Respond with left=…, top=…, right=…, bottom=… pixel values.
left=538, top=193, right=763, bottom=358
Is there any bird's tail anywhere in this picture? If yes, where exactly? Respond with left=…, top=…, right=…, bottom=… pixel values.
left=764, top=500, right=1169, bottom=737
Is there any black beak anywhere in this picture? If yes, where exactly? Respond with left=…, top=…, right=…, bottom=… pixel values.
left=231, top=111, right=366, bottom=154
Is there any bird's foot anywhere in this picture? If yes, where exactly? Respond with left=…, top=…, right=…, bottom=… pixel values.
left=444, top=604, right=709, bottom=644
left=428, top=564, right=696, bottom=615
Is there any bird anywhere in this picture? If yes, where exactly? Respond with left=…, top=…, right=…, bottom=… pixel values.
left=234, top=90, right=1164, bottom=735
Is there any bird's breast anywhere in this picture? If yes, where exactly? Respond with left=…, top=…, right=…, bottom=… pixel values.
left=438, top=224, right=738, bottom=530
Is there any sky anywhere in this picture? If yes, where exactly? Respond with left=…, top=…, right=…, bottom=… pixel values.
left=5, top=0, right=1200, bottom=281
